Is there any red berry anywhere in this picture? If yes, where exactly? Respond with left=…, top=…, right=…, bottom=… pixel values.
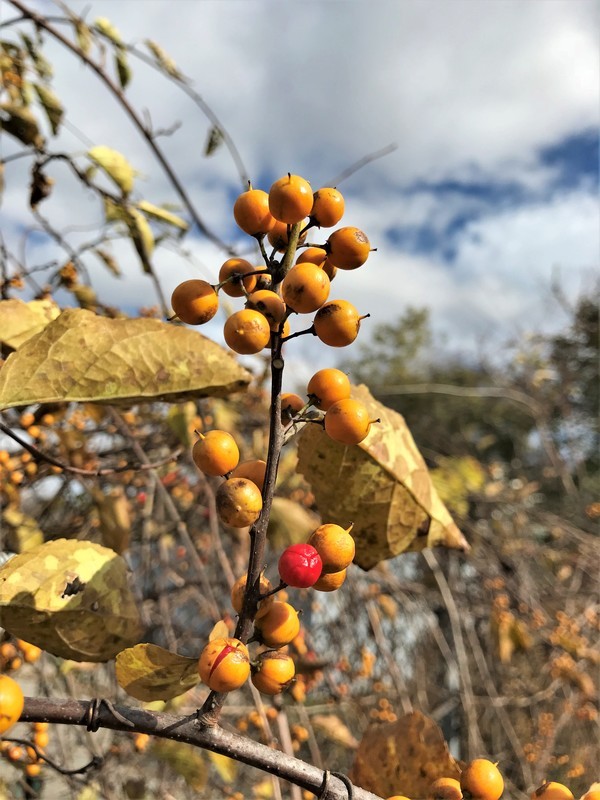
left=278, top=543, right=322, bottom=588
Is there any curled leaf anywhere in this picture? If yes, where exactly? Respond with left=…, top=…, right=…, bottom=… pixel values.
left=115, top=643, right=199, bottom=701
left=88, top=145, right=134, bottom=195
left=94, top=17, right=123, bottom=46
left=0, top=539, right=143, bottom=661
left=144, top=40, right=182, bottom=80
left=297, top=384, right=468, bottom=570
left=125, top=207, right=154, bottom=273
left=204, top=125, right=223, bottom=157
left=115, top=49, right=131, bottom=90
left=0, top=308, right=252, bottom=409
left=0, top=103, right=43, bottom=148
left=93, top=248, right=121, bottom=277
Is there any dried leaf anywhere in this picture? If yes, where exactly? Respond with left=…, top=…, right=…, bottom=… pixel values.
left=33, top=84, right=63, bottom=134
left=0, top=103, right=44, bottom=148
left=88, top=145, right=134, bottom=195
left=72, top=284, right=97, bottom=309
left=144, top=40, right=182, bottom=80
left=94, top=18, right=123, bottom=46
left=93, top=487, right=131, bottom=554
left=0, top=298, right=60, bottom=350
left=297, top=384, right=468, bottom=570
left=29, top=163, right=54, bottom=208
left=0, top=308, right=252, bottom=409
left=351, top=711, right=461, bottom=797
left=137, top=200, right=188, bottom=231
left=115, top=48, right=131, bottom=90
left=20, top=33, right=52, bottom=79
left=0, top=538, right=143, bottom=661
left=125, top=207, right=154, bottom=273
left=93, top=248, right=121, bottom=277
left=312, top=714, right=359, bottom=749
left=115, top=643, right=199, bottom=701
left=208, top=752, right=238, bottom=783
left=152, top=740, right=207, bottom=790
left=204, top=125, right=223, bottom=156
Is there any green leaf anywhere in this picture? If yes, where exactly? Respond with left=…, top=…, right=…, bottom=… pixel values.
left=33, top=84, right=63, bottom=135
left=296, top=384, right=469, bottom=570
left=0, top=539, right=143, bottom=661
left=204, top=125, right=223, bottom=157
left=0, top=298, right=60, bottom=350
left=0, top=103, right=44, bottom=148
left=88, top=145, right=135, bottom=195
left=115, top=48, right=131, bottom=90
left=94, top=17, right=123, bottom=46
left=137, top=200, right=188, bottom=231
left=0, top=308, right=252, bottom=409
left=144, top=40, right=182, bottom=80
left=115, top=643, right=199, bottom=701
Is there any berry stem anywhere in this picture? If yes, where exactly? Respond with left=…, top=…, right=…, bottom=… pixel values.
left=280, top=325, right=316, bottom=344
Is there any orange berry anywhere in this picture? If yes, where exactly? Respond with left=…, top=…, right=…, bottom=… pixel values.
left=230, top=459, right=267, bottom=492
left=171, top=279, right=219, bottom=325
left=531, top=784, right=574, bottom=800
left=310, top=187, right=345, bottom=228
left=0, top=450, right=9, bottom=465
left=21, top=643, right=42, bottom=663
left=218, top=258, right=260, bottom=297
left=33, top=721, right=49, bottom=732
left=581, top=791, right=600, bottom=800
left=307, top=368, right=351, bottom=410
left=319, top=258, right=338, bottom=281
left=314, top=299, right=366, bottom=347
left=281, top=263, right=330, bottom=314
left=313, top=568, right=347, bottom=592
left=0, top=642, right=18, bottom=661
left=281, top=393, right=305, bottom=424
left=230, top=573, right=274, bottom=616
left=223, top=309, right=271, bottom=354
left=326, top=226, right=371, bottom=269
left=0, top=675, right=24, bottom=734
left=233, top=187, right=276, bottom=236
left=198, top=637, right=250, bottom=692
left=429, top=778, right=463, bottom=800
left=246, top=290, right=287, bottom=326
left=216, top=477, right=263, bottom=528
left=134, top=732, right=150, bottom=752
left=296, top=247, right=327, bottom=265
left=269, top=174, right=313, bottom=224
left=267, top=219, right=308, bottom=252
left=308, top=523, right=355, bottom=573
left=33, top=730, right=49, bottom=748
left=251, top=651, right=295, bottom=695
left=25, top=763, right=42, bottom=777
left=192, top=430, right=240, bottom=476
left=387, top=796, right=412, bottom=800
left=324, top=398, right=374, bottom=445
left=254, top=601, right=300, bottom=648
left=19, top=412, right=35, bottom=429
left=7, top=744, right=24, bottom=761
left=460, top=759, right=504, bottom=800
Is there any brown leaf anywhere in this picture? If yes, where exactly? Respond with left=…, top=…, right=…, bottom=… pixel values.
left=350, top=711, right=461, bottom=797
left=0, top=308, right=252, bottom=409
left=297, top=384, right=468, bottom=570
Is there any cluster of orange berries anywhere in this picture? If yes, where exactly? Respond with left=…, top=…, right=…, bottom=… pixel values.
left=170, top=174, right=372, bottom=355
left=198, top=518, right=355, bottom=697
left=0, top=638, right=42, bottom=673
left=0, top=674, right=47, bottom=777
left=385, top=761, right=592, bottom=800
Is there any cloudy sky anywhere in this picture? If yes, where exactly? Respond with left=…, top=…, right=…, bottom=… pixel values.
left=1, top=0, right=598, bottom=375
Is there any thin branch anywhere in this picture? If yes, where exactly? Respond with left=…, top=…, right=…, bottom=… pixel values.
left=327, top=143, right=398, bottom=187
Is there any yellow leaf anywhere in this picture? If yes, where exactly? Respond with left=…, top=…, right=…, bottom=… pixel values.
left=0, top=538, right=143, bottom=661
left=1, top=507, right=44, bottom=553
left=88, top=145, right=134, bottom=195
left=125, top=207, right=154, bottom=273
left=33, top=84, right=63, bottom=135
left=208, top=751, right=238, bottom=783
left=297, top=384, right=468, bottom=570
left=93, top=17, right=123, bottom=46
left=152, top=740, right=207, bottom=790
left=208, top=620, right=230, bottom=641
left=137, top=200, right=188, bottom=231
left=267, top=497, right=320, bottom=549
left=351, top=711, right=461, bottom=797
left=92, top=487, right=131, bottom=554
left=0, top=298, right=60, bottom=350
left=115, top=643, right=199, bottom=701
left=144, top=40, right=182, bottom=80
left=0, top=308, right=252, bottom=409
left=312, top=714, right=359, bottom=749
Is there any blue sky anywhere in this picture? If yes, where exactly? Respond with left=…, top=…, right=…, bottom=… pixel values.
left=1, top=0, right=598, bottom=379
